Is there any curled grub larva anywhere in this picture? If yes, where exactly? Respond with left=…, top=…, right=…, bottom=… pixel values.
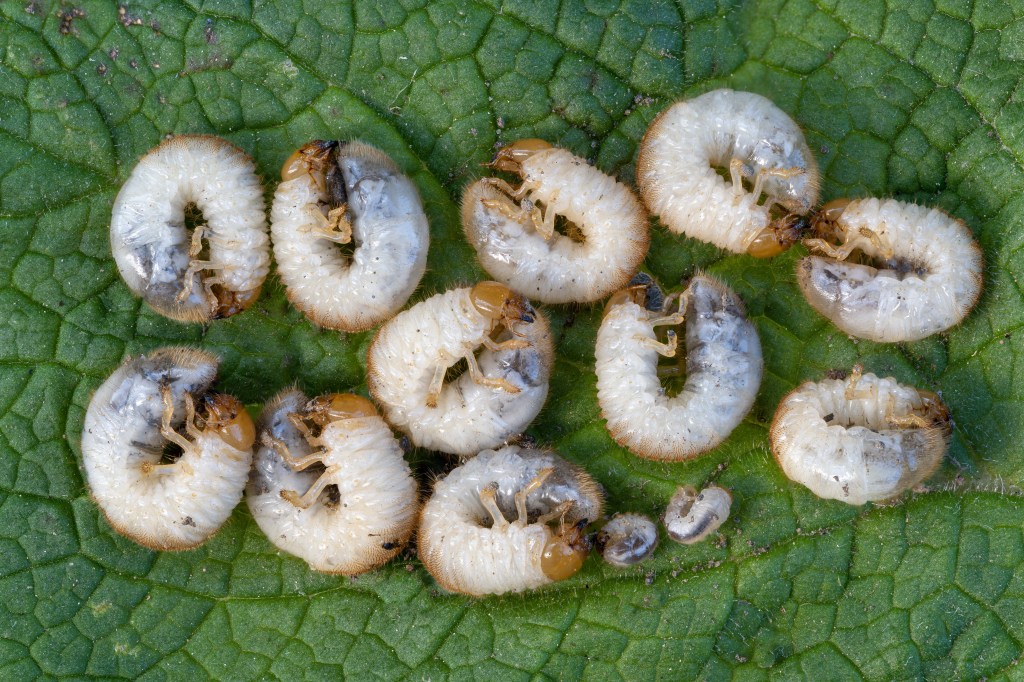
left=595, top=274, right=763, bottom=460
left=367, top=282, right=553, bottom=456
left=462, top=139, right=649, bottom=304
left=596, top=513, right=658, bottom=567
left=663, top=485, right=732, bottom=545
left=110, top=135, right=269, bottom=322
left=770, top=366, right=950, bottom=505
left=271, top=141, right=430, bottom=331
left=418, top=445, right=604, bottom=596
left=637, top=89, right=819, bottom=257
left=798, top=198, right=983, bottom=342
left=80, top=347, right=255, bottom=550
left=246, top=389, right=418, bottom=575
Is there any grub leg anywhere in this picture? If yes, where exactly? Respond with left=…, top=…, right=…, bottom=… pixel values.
left=536, top=500, right=573, bottom=526
left=160, top=386, right=195, bottom=453
left=281, top=466, right=338, bottom=509
left=425, top=363, right=447, bottom=408
left=261, top=433, right=325, bottom=471
left=479, top=483, right=509, bottom=527
left=466, top=352, right=520, bottom=394
left=751, top=166, right=802, bottom=202
left=514, top=467, right=554, bottom=525
left=482, top=336, right=530, bottom=352
left=633, top=330, right=678, bottom=357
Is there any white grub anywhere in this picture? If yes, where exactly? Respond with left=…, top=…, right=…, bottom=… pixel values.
left=418, top=445, right=604, bottom=596
left=462, top=140, right=649, bottom=304
left=367, top=282, right=553, bottom=457
left=81, top=347, right=255, bottom=550
left=770, top=365, right=951, bottom=505
left=637, top=89, right=819, bottom=257
left=798, top=198, right=984, bottom=342
left=110, top=134, right=269, bottom=322
left=271, top=140, right=430, bottom=332
left=595, top=273, right=763, bottom=461
left=246, top=390, right=418, bottom=575
left=596, top=512, right=658, bottom=567
left=663, top=485, right=732, bottom=545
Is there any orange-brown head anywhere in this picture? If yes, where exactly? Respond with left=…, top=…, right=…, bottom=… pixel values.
left=213, top=285, right=262, bottom=319
left=746, top=214, right=810, bottom=258
left=200, top=394, right=255, bottom=451
left=808, top=198, right=853, bottom=242
left=470, top=281, right=535, bottom=329
left=603, top=273, right=664, bottom=316
left=304, top=393, right=378, bottom=428
left=604, top=285, right=648, bottom=316
left=488, top=139, right=553, bottom=175
left=280, top=140, right=339, bottom=182
left=915, top=390, right=952, bottom=434
left=540, top=518, right=592, bottom=581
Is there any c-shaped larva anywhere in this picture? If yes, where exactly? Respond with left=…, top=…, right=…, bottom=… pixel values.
left=770, top=366, right=950, bottom=505
left=596, top=512, right=658, bottom=567
left=418, top=445, right=604, bottom=596
left=636, top=89, right=819, bottom=257
left=367, top=282, right=553, bottom=456
left=797, top=198, right=984, bottom=342
left=80, top=347, right=255, bottom=550
left=271, top=140, right=430, bottom=331
left=110, top=135, right=269, bottom=322
left=246, top=389, right=418, bottom=575
left=461, top=139, right=650, bottom=304
left=595, top=274, right=763, bottom=460
left=663, top=485, right=732, bottom=545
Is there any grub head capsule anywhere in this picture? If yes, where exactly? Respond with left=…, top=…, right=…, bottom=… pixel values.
left=304, top=393, right=379, bottom=428
left=541, top=519, right=592, bottom=581
left=470, top=281, right=535, bottom=324
left=200, top=394, right=255, bottom=451
left=489, top=138, right=554, bottom=175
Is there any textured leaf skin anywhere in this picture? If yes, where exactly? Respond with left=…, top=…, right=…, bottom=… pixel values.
left=2, top=0, right=1024, bottom=679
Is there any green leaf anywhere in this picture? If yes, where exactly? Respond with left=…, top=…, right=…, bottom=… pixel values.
left=2, top=0, right=1023, bottom=678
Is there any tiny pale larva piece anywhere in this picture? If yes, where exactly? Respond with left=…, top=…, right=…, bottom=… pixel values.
left=418, top=445, right=604, bottom=596
left=770, top=366, right=951, bottom=505
left=637, top=89, right=819, bottom=257
left=367, top=282, right=553, bottom=456
left=81, top=347, right=255, bottom=550
left=798, top=197, right=984, bottom=342
left=110, top=134, right=269, bottom=322
left=246, top=389, right=418, bottom=575
left=596, top=512, right=659, bottom=568
left=596, top=274, right=763, bottom=460
left=271, top=140, right=430, bottom=332
left=462, top=139, right=650, bottom=304
left=663, top=485, right=732, bottom=545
